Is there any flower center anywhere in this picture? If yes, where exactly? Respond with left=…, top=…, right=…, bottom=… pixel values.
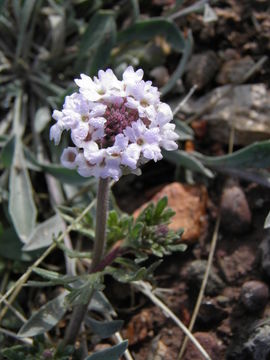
left=102, top=102, right=138, bottom=146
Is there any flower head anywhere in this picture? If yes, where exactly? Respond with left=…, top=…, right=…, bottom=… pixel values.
left=50, top=67, right=179, bottom=181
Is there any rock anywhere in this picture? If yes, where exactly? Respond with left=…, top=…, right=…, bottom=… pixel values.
left=216, top=56, right=255, bottom=84
left=220, top=182, right=252, bottom=234
left=133, top=182, right=208, bottom=243
left=150, top=66, right=169, bottom=87
left=240, top=280, right=269, bottom=312
left=198, top=298, right=227, bottom=325
left=185, top=260, right=225, bottom=296
left=185, top=51, right=220, bottom=90
left=243, top=325, right=270, bottom=360
left=184, top=332, right=223, bottom=360
left=183, top=84, right=270, bottom=145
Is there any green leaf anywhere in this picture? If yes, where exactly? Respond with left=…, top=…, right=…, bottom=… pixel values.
left=0, top=345, right=26, bottom=360
left=130, top=222, right=144, bottom=240
left=167, top=243, right=187, bottom=252
left=164, top=149, right=214, bottom=178
left=44, top=163, right=94, bottom=185
left=195, top=140, right=270, bottom=169
left=161, top=31, right=193, bottom=96
left=18, top=292, right=67, bottom=337
left=1, top=136, right=15, bottom=167
left=85, top=317, right=123, bottom=339
left=117, top=18, right=185, bottom=53
left=85, top=340, right=128, bottom=360
left=76, top=10, right=116, bottom=74
left=9, top=138, right=37, bottom=243
left=264, top=211, right=270, bottom=229
left=154, top=197, right=168, bottom=219
left=22, top=214, right=65, bottom=251
left=0, top=227, right=36, bottom=261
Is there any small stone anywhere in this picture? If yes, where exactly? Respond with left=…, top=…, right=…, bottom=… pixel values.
left=216, top=56, right=255, bottom=84
left=198, top=298, right=227, bottom=325
left=133, top=182, right=208, bottom=243
left=220, top=182, right=252, bottom=234
left=185, top=51, right=220, bottom=90
left=241, top=280, right=269, bottom=312
left=150, top=66, right=169, bottom=87
left=185, top=260, right=225, bottom=296
left=184, top=332, right=223, bottom=360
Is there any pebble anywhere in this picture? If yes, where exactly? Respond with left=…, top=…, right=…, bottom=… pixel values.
left=241, top=280, right=269, bottom=312
left=185, top=51, right=219, bottom=90
left=198, top=298, right=227, bottom=325
left=220, top=182, right=252, bottom=234
left=185, top=260, right=225, bottom=296
left=216, top=56, right=255, bottom=84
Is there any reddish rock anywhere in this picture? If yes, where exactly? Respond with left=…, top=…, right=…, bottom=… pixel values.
left=134, top=182, right=208, bottom=243
left=184, top=332, right=223, bottom=360
left=220, top=183, right=252, bottom=234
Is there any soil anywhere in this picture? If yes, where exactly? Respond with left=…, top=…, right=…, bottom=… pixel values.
left=110, top=1, right=270, bottom=359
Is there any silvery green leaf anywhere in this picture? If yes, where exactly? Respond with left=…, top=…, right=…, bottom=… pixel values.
left=23, top=213, right=65, bottom=251
left=9, top=138, right=37, bottom=243
left=85, top=317, right=123, bottom=339
left=18, top=292, right=67, bottom=338
left=34, top=107, right=51, bottom=133
left=264, top=211, right=270, bottom=229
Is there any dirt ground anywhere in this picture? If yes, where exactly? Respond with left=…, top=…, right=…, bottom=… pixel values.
left=110, top=1, right=270, bottom=359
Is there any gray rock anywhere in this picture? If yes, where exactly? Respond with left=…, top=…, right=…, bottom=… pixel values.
left=186, top=260, right=225, bottom=296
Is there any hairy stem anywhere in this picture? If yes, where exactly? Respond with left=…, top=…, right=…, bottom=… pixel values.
left=62, top=178, right=110, bottom=347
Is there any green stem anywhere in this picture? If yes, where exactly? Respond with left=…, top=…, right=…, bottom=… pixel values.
left=62, top=178, right=110, bottom=348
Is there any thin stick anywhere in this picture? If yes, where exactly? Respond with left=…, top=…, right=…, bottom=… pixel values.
left=178, top=215, right=220, bottom=359
left=0, top=327, right=33, bottom=345
left=173, top=85, right=198, bottom=116
left=133, top=281, right=211, bottom=360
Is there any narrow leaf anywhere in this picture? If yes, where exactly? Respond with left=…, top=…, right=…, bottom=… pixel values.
left=163, top=149, right=214, bottom=178
left=18, top=292, right=67, bottom=337
left=85, top=317, right=123, bottom=339
left=117, top=18, right=185, bottom=53
left=161, top=31, right=193, bottom=96
left=23, top=214, right=65, bottom=251
left=195, top=140, right=270, bottom=169
left=264, top=211, right=270, bottom=229
left=85, top=340, right=128, bottom=360
left=9, top=138, right=37, bottom=243
left=34, top=107, right=51, bottom=133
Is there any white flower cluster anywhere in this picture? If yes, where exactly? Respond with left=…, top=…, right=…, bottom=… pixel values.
left=50, top=67, right=179, bottom=181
